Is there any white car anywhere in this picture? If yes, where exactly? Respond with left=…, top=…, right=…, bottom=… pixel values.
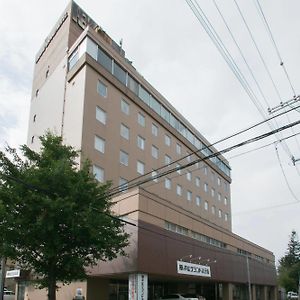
left=4, top=289, right=15, bottom=300
left=287, top=291, right=298, bottom=299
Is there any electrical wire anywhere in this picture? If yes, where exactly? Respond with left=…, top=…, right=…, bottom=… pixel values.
left=212, top=0, right=270, bottom=109
left=253, top=0, right=300, bottom=168
left=254, top=0, right=297, bottom=97
left=109, top=118, right=300, bottom=197
left=274, top=143, right=300, bottom=202
left=110, top=103, right=300, bottom=194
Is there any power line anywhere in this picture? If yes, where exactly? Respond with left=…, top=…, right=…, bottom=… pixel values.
left=254, top=0, right=297, bottom=97
left=110, top=98, right=300, bottom=195
left=274, top=144, right=300, bottom=203
left=212, top=0, right=270, bottom=109
left=109, top=118, right=300, bottom=197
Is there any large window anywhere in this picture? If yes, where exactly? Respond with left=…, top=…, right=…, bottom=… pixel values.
left=152, top=145, right=158, bottom=159
left=187, top=190, right=192, bottom=201
left=97, top=80, right=107, bottom=97
left=113, top=62, right=126, bottom=85
left=119, top=177, right=128, bottom=192
left=120, top=150, right=129, bottom=166
left=137, top=161, right=145, bottom=175
left=165, top=155, right=171, bottom=165
left=121, top=99, right=130, bottom=115
left=196, top=196, right=201, bottom=206
left=165, top=178, right=171, bottom=190
left=176, top=184, right=182, bottom=196
left=94, top=136, right=105, bottom=153
left=138, top=113, right=145, bottom=127
left=96, top=106, right=106, bottom=125
left=195, top=177, right=200, bottom=187
left=139, top=85, right=150, bottom=105
left=93, top=165, right=104, bottom=182
left=120, top=124, right=129, bottom=140
left=186, top=171, right=192, bottom=181
left=137, top=136, right=145, bottom=150
left=97, top=47, right=112, bottom=73
left=152, top=123, right=158, bottom=136
left=165, top=135, right=171, bottom=146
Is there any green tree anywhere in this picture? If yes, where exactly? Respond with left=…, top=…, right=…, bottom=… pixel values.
left=0, top=133, right=129, bottom=300
left=278, top=230, right=300, bottom=292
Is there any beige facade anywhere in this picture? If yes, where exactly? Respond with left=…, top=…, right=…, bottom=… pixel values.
left=25, top=1, right=277, bottom=299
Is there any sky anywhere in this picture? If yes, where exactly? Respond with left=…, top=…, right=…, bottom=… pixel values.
left=0, top=0, right=300, bottom=263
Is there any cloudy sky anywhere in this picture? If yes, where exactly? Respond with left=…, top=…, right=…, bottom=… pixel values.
left=1, top=0, right=300, bottom=263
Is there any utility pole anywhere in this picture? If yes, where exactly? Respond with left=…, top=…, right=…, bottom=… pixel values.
left=0, top=257, right=6, bottom=300
left=246, top=256, right=252, bottom=300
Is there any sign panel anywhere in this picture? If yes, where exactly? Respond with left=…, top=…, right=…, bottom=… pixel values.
left=6, top=269, right=20, bottom=278
left=177, top=261, right=211, bottom=277
left=128, top=273, right=148, bottom=300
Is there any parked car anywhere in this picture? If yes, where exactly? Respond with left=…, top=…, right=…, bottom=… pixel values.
left=4, top=288, right=15, bottom=300
left=287, top=291, right=298, bottom=299
left=160, top=294, right=205, bottom=300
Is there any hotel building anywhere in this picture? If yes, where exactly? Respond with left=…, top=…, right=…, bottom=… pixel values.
left=26, top=2, right=277, bottom=300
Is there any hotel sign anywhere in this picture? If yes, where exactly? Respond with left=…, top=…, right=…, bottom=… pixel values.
left=129, top=273, right=148, bottom=300
left=177, top=261, right=211, bottom=277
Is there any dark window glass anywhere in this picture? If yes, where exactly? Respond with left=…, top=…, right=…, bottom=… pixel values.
left=127, top=75, right=139, bottom=95
left=150, top=96, right=161, bottom=115
left=138, top=85, right=150, bottom=105
left=97, top=47, right=112, bottom=73
left=114, top=62, right=126, bottom=85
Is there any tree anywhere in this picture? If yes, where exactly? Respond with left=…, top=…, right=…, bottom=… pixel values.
left=0, top=133, right=129, bottom=300
left=278, top=230, right=300, bottom=292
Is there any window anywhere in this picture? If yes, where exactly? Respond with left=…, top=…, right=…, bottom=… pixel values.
left=217, top=177, right=221, bottom=186
left=119, top=178, right=128, bottom=191
left=165, top=134, right=171, bottom=146
left=97, top=80, right=107, bottom=97
left=204, top=183, right=208, bottom=192
left=224, top=197, right=228, bottom=205
left=186, top=152, right=191, bottom=162
left=138, top=113, right=145, bottom=127
left=165, top=178, right=171, bottom=190
left=97, top=47, right=112, bottom=73
left=120, top=150, right=129, bottom=166
left=93, top=165, right=104, bottom=182
left=195, top=177, right=200, bottom=187
left=176, top=164, right=181, bottom=174
left=33, top=114, right=37, bottom=122
left=165, top=155, right=171, bottom=165
left=204, top=166, right=208, bottom=175
left=176, top=143, right=182, bottom=155
left=218, top=193, right=221, bottom=202
left=137, top=135, right=145, bottom=150
left=114, top=62, right=126, bottom=85
left=120, top=124, right=129, bottom=140
left=224, top=181, right=229, bottom=192
left=152, top=170, right=158, bottom=182
left=31, top=136, right=35, bottom=144
left=176, top=184, right=182, bottom=196
left=212, top=205, right=216, bottom=215
left=204, top=201, right=208, bottom=211
left=96, top=106, right=106, bottom=125
left=186, top=171, right=192, bottom=181
left=121, top=99, right=130, bottom=115
left=196, top=196, right=201, bottom=206
left=152, top=145, right=158, bottom=159
left=187, top=190, right=192, bottom=201
left=128, top=75, right=139, bottom=95
left=211, top=171, right=215, bottom=182
left=137, top=161, right=145, bottom=175
left=224, top=213, right=228, bottom=221
left=218, top=209, right=222, bottom=218
left=152, top=123, right=158, bottom=136
left=211, top=188, right=215, bottom=198
left=94, top=136, right=105, bottom=153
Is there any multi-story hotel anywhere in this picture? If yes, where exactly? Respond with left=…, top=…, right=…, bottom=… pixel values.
left=26, top=1, right=277, bottom=300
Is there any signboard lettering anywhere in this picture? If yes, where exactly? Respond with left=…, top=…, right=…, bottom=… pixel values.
left=177, top=261, right=211, bottom=277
